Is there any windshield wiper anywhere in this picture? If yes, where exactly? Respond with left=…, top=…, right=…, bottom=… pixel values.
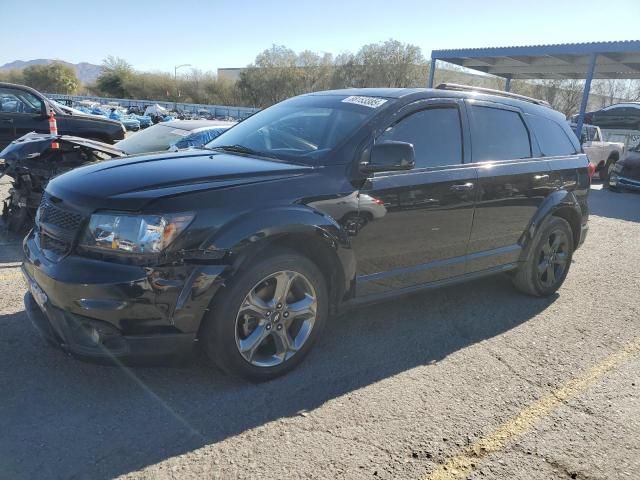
left=209, top=144, right=275, bottom=158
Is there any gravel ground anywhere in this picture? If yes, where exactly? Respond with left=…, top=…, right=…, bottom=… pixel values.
left=0, top=177, right=638, bottom=480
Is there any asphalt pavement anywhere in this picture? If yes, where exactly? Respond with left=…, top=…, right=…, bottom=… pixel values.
left=0, top=178, right=638, bottom=480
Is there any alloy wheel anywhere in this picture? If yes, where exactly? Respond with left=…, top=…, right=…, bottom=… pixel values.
left=536, top=230, right=569, bottom=288
left=235, top=270, right=317, bottom=368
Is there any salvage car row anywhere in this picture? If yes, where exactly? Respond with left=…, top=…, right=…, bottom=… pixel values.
left=0, top=82, right=235, bottom=232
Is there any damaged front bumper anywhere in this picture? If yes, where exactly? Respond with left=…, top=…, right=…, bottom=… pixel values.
left=22, top=231, right=227, bottom=364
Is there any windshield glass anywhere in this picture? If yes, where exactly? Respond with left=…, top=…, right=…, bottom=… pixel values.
left=116, top=124, right=189, bottom=154
left=206, top=94, right=386, bottom=162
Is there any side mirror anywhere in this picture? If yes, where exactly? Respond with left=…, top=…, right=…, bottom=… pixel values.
left=361, top=141, right=415, bottom=173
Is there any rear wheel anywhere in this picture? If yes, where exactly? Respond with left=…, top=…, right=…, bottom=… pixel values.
left=512, top=217, right=574, bottom=297
left=200, top=250, right=327, bottom=381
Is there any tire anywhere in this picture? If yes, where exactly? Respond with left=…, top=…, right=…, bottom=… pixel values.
left=200, top=249, right=328, bottom=381
left=512, top=216, right=574, bottom=297
left=600, top=157, right=617, bottom=187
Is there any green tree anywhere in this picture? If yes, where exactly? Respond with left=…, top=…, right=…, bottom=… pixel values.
left=334, top=39, right=427, bottom=88
left=22, top=62, right=79, bottom=94
left=0, top=69, right=24, bottom=84
left=95, top=56, right=134, bottom=98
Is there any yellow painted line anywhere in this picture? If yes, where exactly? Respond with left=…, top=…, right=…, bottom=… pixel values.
left=424, top=337, right=640, bottom=480
left=0, top=268, right=23, bottom=282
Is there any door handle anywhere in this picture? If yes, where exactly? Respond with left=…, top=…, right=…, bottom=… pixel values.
left=1, top=118, right=13, bottom=124
left=534, top=174, right=549, bottom=181
left=450, top=182, right=474, bottom=192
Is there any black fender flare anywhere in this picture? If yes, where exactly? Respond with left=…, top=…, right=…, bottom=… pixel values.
left=520, top=189, right=582, bottom=258
left=205, top=205, right=356, bottom=304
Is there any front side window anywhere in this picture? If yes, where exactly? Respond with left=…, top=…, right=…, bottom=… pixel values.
left=377, top=107, right=463, bottom=168
left=0, top=87, right=43, bottom=114
left=469, top=105, right=531, bottom=162
left=528, top=115, right=577, bottom=156
left=207, top=95, right=384, bottom=163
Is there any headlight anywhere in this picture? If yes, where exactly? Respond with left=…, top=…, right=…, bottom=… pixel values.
left=80, top=212, right=194, bottom=254
left=613, top=162, right=623, bottom=173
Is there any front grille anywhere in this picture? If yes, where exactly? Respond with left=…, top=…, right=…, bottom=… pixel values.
left=40, top=234, right=69, bottom=255
left=36, top=196, right=85, bottom=259
left=38, top=198, right=84, bottom=233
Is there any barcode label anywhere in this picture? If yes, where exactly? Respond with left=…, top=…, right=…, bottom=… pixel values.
left=341, top=96, right=388, bottom=108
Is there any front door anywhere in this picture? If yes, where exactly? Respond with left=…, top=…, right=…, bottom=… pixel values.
left=352, top=99, right=477, bottom=297
left=0, top=86, right=47, bottom=149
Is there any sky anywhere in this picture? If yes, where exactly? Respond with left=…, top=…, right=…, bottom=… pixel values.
left=4, top=0, right=640, bottom=73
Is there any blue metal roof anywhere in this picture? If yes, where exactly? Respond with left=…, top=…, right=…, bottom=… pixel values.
left=431, top=41, right=640, bottom=80
left=432, top=40, right=640, bottom=59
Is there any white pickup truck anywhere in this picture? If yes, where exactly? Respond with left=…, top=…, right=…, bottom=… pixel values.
left=575, top=124, right=625, bottom=182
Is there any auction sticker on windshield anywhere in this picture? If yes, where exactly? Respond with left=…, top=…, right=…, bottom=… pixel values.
left=341, top=96, right=387, bottom=108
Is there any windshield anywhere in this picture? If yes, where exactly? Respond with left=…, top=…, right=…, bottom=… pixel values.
left=116, top=124, right=190, bottom=154
left=205, top=94, right=386, bottom=162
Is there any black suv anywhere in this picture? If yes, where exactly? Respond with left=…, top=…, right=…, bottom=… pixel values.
left=0, top=82, right=125, bottom=149
left=22, top=85, right=590, bottom=381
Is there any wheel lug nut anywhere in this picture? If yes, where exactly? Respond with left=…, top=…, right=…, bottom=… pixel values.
left=266, top=324, right=271, bottom=330
left=277, top=324, right=283, bottom=330
left=283, top=312, right=289, bottom=318
left=276, top=303, right=282, bottom=309
left=266, top=311, right=271, bottom=317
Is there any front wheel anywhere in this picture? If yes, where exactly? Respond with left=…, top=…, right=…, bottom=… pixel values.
left=601, top=157, right=617, bottom=187
left=200, top=250, right=328, bottom=381
left=512, top=217, right=574, bottom=297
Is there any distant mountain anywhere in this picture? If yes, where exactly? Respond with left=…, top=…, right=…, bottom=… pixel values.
left=0, top=59, right=102, bottom=84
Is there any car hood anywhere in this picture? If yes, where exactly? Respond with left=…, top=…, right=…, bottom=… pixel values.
left=0, top=132, right=124, bottom=168
left=58, top=110, right=122, bottom=126
left=618, top=150, right=640, bottom=177
left=620, top=150, right=640, bottom=165
left=46, top=149, right=313, bottom=212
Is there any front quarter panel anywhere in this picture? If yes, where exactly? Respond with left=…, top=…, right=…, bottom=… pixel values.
left=204, top=205, right=356, bottom=298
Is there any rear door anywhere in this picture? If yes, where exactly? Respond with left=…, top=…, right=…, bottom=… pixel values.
left=0, top=86, right=47, bottom=149
left=352, top=99, right=477, bottom=297
left=465, top=101, right=553, bottom=273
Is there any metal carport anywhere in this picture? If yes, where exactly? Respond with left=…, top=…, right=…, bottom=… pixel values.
left=428, top=41, right=640, bottom=136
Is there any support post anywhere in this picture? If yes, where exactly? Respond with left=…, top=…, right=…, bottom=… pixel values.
left=504, top=77, right=511, bottom=92
left=427, top=58, right=436, bottom=88
left=575, top=53, right=597, bottom=138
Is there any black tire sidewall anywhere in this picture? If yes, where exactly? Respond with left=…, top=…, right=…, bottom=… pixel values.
left=201, top=250, right=328, bottom=381
left=527, top=217, right=574, bottom=296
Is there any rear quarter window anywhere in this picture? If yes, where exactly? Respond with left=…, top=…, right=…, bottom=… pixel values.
left=527, top=115, right=577, bottom=156
left=468, top=105, right=531, bottom=162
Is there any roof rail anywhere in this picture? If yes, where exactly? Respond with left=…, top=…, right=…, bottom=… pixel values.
left=435, top=83, right=551, bottom=107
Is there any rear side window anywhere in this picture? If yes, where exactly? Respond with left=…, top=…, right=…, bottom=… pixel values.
left=528, top=115, right=577, bottom=156
left=469, top=105, right=531, bottom=162
left=377, top=107, right=463, bottom=168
